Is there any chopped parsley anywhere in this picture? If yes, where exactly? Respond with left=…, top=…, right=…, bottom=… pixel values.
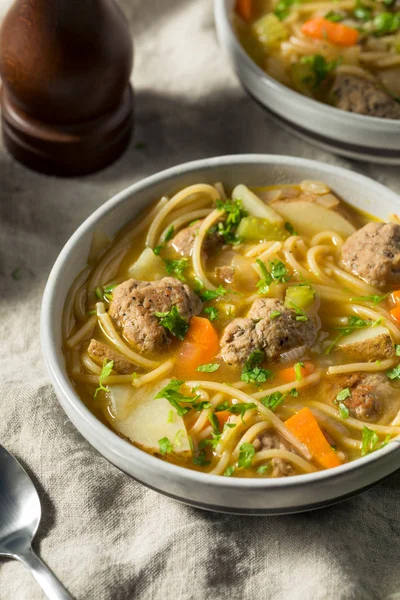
left=256, top=259, right=273, bottom=294
left=215, top=400, right=230, bottom=412
left=288, top=300, right=308, bottom=322
left=374, top=12, right=400, bottom=35
left=215, top=198, right=248, bottom=245
left=192, top=450, right=211, bottom=466
left=197, top=363, right=220, bottom=373
left=153, top=225, right=175, bottom=256
left=204, top=306, right=219, bottom=321
left=270, top=310, right=281, bottom=319
left=353, top=5, right=372, bottom=21
left=300, top=54, right=340, bottom=89
left=155, top=379, right=199, bottom=416
left=238, top=443, right=256, bottom=468
left=269, top=260, right=290, bottom=283
left=290, top=388, right=299, bottom=397
left=257, top=465, right=270, bottom=474
left=338, top=403, right=349, bottom=419
left=155, top=306, right=189, bottom=340
left=95, top=286, right=103, bottom=299
left=164, top=258, right=189, bottom=281
left=224, top=465, right=236, bottom=477
left=261, top=391, right=287, bottom=411
left=228, top=402, right=257, bottom=422
left=274, top=0, right=297, bottom=20
left=361, top=426, right=380, bottom=456
left=94, top=359, right=114, bottom=398
left=199, top=285, right=227, bottom=302
left=208, top=412, right=220, bottom=434
left=350, top=293, right=388, bottom=305
left=192, top=400, right=213, bottom=411
left=294, top=362, right=304, bottom=381
left=158, top=437, right=173, bottom=455
left=325, top=10, right=345, bottom=21
left=336, top=388, right=351, bottom=402
left=241, top=350, right=273, bottom=385
left=167, top=410, right=174, bottom=423
left=387, top=364, right=400, bottom=380
left=284, top=222, right=297, bottom=236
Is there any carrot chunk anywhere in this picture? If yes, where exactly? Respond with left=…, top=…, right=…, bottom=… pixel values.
left=301, top=18, right=359, bottom=46
left=278, top=361, right=314, bottom=383
left=391, top=290, right=400, bottom=306
left=215, top=411, right=231, bottom=429
left=285, top=407, right=341, bottom=469
left=175, top=316, right=219, bottom=377
left=390, top=305, right=400, bottom=323
left=236, top=0, right=252, bottom=21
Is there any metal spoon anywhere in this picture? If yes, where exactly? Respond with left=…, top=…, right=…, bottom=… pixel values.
left=0, top=446, right=72, bottom=599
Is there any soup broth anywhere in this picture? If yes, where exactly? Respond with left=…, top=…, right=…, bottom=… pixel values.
left=63, top=180, right=400, bottom=478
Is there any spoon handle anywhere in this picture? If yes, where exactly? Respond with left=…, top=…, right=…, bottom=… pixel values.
left=18, top=546, right=73, bottom=600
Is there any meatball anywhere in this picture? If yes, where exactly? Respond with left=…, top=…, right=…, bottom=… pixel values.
left=169, top=221, right=223, bottom=257
left=219, top=318, right=259, bottom=367
left=332, top=75, right=400, bottom=119
left=109, top=277, right=202, bottom=354
left=341, top=222, right=400, bottom=289
left=219, top=298, right=318, bottom=367
left=253, top=430, right=296, bottom=477
left=328, top=373, right=392, bottom=421
left=88, top=339, right=136, bottom=374
left=249, top=298, right=318, bottom=362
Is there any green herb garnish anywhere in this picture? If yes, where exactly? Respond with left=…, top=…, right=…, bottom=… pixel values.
left=336, top=388, right=351, bottom=402
left=361, top=426, right=379, bottom=456
left=197, top=363, right=220, bottom=373
left=256, top=259, right=273, bottom=295
left=208, top=412, right=220, bottom=434
left=257, top=465, right=270, bottom=474
left=325, top=10, right=345, bottom=21
left=155, top=306, right=189, bottom=340
left=274, top=0, right=297, bottom=20
left=155, top=379, right=198, bottom=416
left=224, top=466, right=235, bottom=477
left=228, top=402, right=257, bottom=423
left=300, top=54, right=340, bottom=88
left=94, top=359, right=114, bottom=398
left=387, top=364, right=400, bottom=380
left=199, top=285, right=227, bottom=302
left=261, top=391, right=287, bottom=411
left=204, top=306, right=219, bottom=321
left=350, top=293, right=388, bottom=305
left=284, top=222, right=298, bottom=236
left=270, top=310, right=281, bottom=319
left=241, top=350, right=273, bottom=385
left=158, top=437, right=173, bottom=455
left=193, top=450, right=211, bottom=466
left=269, top=260, right=290, bottom=283
left=215, top=199, right=248, bottom=245
left=164, top=258, right=189, bottom=281
left=238, top=443, right=256, bottom=468
left=294, top=362, right=304, bottom=381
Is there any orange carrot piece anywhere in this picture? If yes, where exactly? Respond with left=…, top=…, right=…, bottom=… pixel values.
left=390, top=305, right=400, bottom=324
left=175, top=316, right=219, bottom=377
left=301, top=18, right=359, bottom=46
left=391, top=290, right=400, bottom=306
left=278, top=361, right=314, bottom=383
left=236, top=0, right=252, bottom=21
left=216, top=411, right=231, bottom=429
left=285, top=407, right=341, bottom=469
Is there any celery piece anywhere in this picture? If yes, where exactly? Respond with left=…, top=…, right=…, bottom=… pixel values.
left=236, top=216, right=288, bottom=242
left=252, top=14, right=289, bottom=50
left=284, top=285, right=315, bottom=310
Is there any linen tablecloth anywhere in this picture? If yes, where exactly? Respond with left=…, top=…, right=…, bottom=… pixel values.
left=1, top=1, right=400, bottom=598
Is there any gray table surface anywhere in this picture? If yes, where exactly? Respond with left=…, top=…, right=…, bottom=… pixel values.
left=0, top=0, right=399, bottom=599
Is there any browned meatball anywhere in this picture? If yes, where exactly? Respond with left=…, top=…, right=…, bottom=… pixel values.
left=249, top=298, right=318, bottom=361
left=327, top=373, right=393, bottom=421
left=332, top=75, right=400, bottom=119
left=219, top=298, right=318, bottom=367
left=219, top=318, right=259, bottom=367
left=109, top=277, right=202, bottom=354
left=88, top=339, right=136, bottom=374
left=253, top=430, right=297, bottom=477
left=169, top=221, right=223, bottom=257
left=341, top=222, right=400, bottom=289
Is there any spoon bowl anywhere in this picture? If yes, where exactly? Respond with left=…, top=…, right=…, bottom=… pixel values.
left=0, top=446, right=72, bottom=599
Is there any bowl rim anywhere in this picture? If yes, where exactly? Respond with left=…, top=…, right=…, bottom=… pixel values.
left=41, top=153, right=400, bottom=491
left=214, top=0, right=400, bottom=128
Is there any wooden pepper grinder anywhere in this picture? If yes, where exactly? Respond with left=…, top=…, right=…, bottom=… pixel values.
left=0, top=0, right=134, bottom=176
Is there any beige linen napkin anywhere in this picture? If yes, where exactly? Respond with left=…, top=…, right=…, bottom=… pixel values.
left=1, top=1, right=400, bottom=598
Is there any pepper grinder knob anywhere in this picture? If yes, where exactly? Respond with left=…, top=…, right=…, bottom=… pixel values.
left=0, top=0, right=134, bottom=176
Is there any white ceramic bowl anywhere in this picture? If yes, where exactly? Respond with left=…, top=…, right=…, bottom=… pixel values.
left=214, top=0, right=400, bottom=164
left=41, top=155, right=400, bottom=515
